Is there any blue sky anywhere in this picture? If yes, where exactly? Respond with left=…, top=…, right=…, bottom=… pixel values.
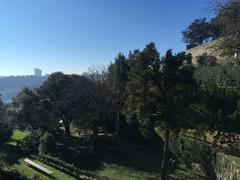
left=0, top=0, right=213, bottom=76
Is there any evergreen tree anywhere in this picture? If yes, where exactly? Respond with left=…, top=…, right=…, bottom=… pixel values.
left=125, top=42, right=160, bottom=137
left=106, top=53, right=129, bottom=136
left=155, top=50, right=196, bottom=180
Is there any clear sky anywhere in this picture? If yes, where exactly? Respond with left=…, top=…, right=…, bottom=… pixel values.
left=0, top=0, right=213, bottom=76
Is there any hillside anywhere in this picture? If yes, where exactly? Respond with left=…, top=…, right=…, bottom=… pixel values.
left=0, top=76, right=47, bottom=103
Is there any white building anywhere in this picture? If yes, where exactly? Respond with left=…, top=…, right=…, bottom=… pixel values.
left=34, top=68, right=42, bottom=77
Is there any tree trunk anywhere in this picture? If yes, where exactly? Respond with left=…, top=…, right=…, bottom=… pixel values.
left=78, top=126, right=81, bottom=137
left=160, top=128, right=170, bottom=180
left=60, top=113, right=70, bottom=137
left=116, top=111, right=120, bottom=135
left=64, top=122, right=70, bottom=137
left=93, top=127, right=99, bottom=152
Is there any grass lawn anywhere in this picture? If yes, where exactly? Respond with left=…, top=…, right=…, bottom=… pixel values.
left=96, top=163, right=207, bottom=180
left=2, top=130, right=76, bottom=180
left=6, top=130, right=30, bottom=146
left=1, top=130, right=209, bottom=180
left=58, top=135, right=208, bottom=180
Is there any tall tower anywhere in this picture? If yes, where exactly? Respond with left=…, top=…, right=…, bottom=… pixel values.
left=34, top=68, right=42, bottom=77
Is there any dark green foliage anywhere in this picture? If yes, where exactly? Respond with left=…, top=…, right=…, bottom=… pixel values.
left=212, top=0, right=240, bottom=55
left=154, top=50, right=197, bottom=180
left=38, top=72, right=95, bottom=136
left=17, top=129, right=44, bottom=154
left=0, top=170, right=23, bottom=180
left=156, top=50, right=197, bottom=129
left=0, top=124, right=12, bottom=145
left=125, top=42, right=160, bottom=136
left=124, top=44, right=197, bottom=179
left=39, top=132, right=56, bottom=155
left=194, top=85, right=240, bottom=134
left=194, top=64, right=240, bottom=86
left=13, top=88, right=58, bottom=131
left=106, top=53, right=129, bottom=136
left=196, top=53, right=218, bottom=66
left=0, top=98, right=13, bottom=144
left=182, top=18, right=213, bottom=48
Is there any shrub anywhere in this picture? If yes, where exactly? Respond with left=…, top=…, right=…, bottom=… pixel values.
left=38, top=132, right=56, bottom=155
left=17, top=129, right=44, bottom=154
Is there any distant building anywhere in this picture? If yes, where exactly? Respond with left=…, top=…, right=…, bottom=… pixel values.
left=34, top=68, right=42, bottom=77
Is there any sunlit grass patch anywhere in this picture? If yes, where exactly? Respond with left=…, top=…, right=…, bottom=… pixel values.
left=7, top=130, right=30, bottom=146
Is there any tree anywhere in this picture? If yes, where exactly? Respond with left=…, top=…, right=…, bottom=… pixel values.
left=212, top=0, right=240, bottom=55
left=39, top=132, right=56, bottom=155
left=155, top=50, right=197, bottom=180
left=0, top=98, right=12, bottom=144
left=182, top=18, right=212, bottom=48
left=38, top=72, right=74, bottom=136
left=0, top=97, right=4, bottom=121
left=190, top=83, right=240, bottom=145
left=125, top=44, right=197, bottom=179
left=124, top=42, right=160, bottom=138
left=13, top=88, right=58, bottom=131
left=106, top=53, right=129, bottom=136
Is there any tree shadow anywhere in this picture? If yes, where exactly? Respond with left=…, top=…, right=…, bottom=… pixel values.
left=2, top=143, right=26, bottom=166
left=57, top=134, right=162, bottom=175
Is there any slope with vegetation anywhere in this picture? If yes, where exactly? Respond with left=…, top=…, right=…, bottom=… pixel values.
left=0, top=0, right=240, bottom=180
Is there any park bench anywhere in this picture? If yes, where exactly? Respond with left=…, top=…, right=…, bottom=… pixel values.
left=24, top=158, right=53, bottom=176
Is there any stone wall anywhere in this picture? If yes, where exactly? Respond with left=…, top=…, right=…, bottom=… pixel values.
left=215, top=152, right=240, bottom=180
left=168, top=132, right=240, bottom=180
left=186, top=40, right=225, bottom=65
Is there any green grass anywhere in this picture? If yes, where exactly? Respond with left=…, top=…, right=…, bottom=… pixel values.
left=7, top=130, right=30, bottom=146
left=57, top=135, right=208, bottom=180
left=1, top=130, right=209, bottom=180
left=2, top=130, right=76, bottom=180
left=13, top=158, right=76, bottom=180
left=96, top=164, right=207, bottom=180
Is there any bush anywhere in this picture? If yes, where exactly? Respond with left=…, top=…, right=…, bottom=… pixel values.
left=17, top=129, right=44, bottom=154
left=39, top=132, right=56, bottom=155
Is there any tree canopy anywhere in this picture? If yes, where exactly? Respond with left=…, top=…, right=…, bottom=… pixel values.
left=182, top=18, right=213, bottom=48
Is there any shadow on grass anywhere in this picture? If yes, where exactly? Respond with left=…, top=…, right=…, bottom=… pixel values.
left=2, top=143, right=26, bottom=166
left=57, top=135, right=162, bottom=175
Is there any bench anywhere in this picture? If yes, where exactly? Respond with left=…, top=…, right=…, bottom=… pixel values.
left=24, top=158, right=53, bottom=176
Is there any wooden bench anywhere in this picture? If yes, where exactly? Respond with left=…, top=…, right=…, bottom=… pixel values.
left=24, top=158, right=53, bottom=176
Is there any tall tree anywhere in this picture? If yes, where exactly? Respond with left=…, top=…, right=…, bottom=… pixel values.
left=125, top=42, right=160, bottom=137
left=106, top=53, right=129, bottom=136
left=155, top=50, right=196, bottom=180
left=38, top=72, right=74, bottom=136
